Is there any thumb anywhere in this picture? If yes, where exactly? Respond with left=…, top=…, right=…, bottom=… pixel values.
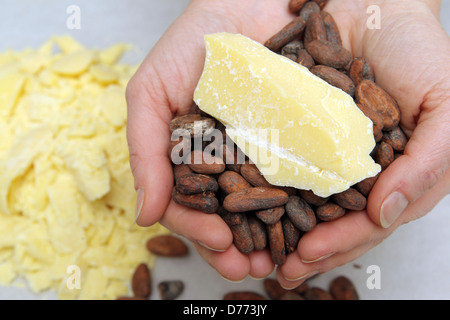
left=367, top=105, right=450, bottom=229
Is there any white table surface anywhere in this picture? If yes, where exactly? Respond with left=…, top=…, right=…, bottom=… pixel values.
left=0, top=0, right=449, bottom=300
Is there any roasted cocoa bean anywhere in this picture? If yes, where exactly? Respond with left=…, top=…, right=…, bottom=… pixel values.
left=172, top=190, right=219, bottom=213
left=313, top=0, right=328, bottom=9
left=355, top=173, right=379, bottom=197
left=169, top=114, right=215, bottom=138
left=266, top=220, right=287, bottom=265
left=219, top=208, right=254, bottom=254
left=131, top=263, right=151, bottom=299
left=247, top=215, right=268, bottom=251
left=255, top=206, right=285, bottom=224
left=310, top=65, right=355, bottom=96
left=187, top=150, right=226, bottom=174
left=281, top=215, right=301, bottom=254
left=265, top=16, right=306, bottom=52
left=299, top=1, right=321, bottom=23
left=304, top=287, right=334, bottom=300
left=355, top=79, right=401, bottom=130
left=329, top=276, right=359, bottom=300
left=173, top=164, right=193, bottom=181
left=218, top=170, right=251, bottom=194
left=223, top=291, right=267, bottom=300
left=223, top=187, right=289, bottom=213
left=264, top=278, right=291, bottom=300
left=297, top=49, right=316, bottom=69
left=240, top=162, right=273, bottom=188
left=176, top=173, right=218, bottom=195
left=331, top=187, right=367, bottom=211
left=356, top=103, right=384, bottom=142
left=288, top=0, right=309, bottom=14
left=304, top=12, right=327, bottom=45
left=280, top=292, right=305, bottom=300
left=281, top=40, right=304, bottom=59
left=293, top=281, right=310, bottom=295
left=297, top=189, right=329, bottom=206
left=146, top=235, right=189, bottom=257
left=382, top=125, right=407, bottom=152
left=321, top=11, right=342, bottom=46
left=158, top=280, right=184, bottom=300
left=373, top=141, right=395, bottom=170
left=306, top=39, right=352, bottom=69
left=316, top=202, right=346, bottom=221
left=285, top=195, right=316, bottom=232
left=349, top=57, right=375, bottom=85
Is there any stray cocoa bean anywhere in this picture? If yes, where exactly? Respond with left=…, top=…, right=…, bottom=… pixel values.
left=304, top=287, right=334, bottom=300
left=146, top=235, right=189, bottom=257
left=331, top=187, right=367, bottom=211
left=266, top=220, right=287, bottom=265
left=316, top=202, right=346, bottom=221
left=285, top=195, right=317, bottom=232
left=329, top=276, right=359, bottom=300
left=223, top=187, right=289, bottom=213
left=264, top=278, right=291, bottom=300
left=223, top=291, right=267, bottom=300
left=131, top=263, right=151, bottom=299
left=158, top=280, right=184, bottom=300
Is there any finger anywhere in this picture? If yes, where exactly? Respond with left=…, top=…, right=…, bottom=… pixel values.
left=160, top=199, right=233, bottom=252
left=367, top=106, right=450, bottom=229
left=125, top=72, right=174, bottom=226
left=194, top=242, right=251, bottom=282
left=247, top=249, right=275, bottom=280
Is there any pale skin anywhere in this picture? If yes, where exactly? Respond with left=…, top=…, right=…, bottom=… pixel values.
left=126, top=0, right=450, bottom=288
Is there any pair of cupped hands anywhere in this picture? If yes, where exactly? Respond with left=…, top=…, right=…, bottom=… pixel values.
left=126, top=0, right=450, bottom=288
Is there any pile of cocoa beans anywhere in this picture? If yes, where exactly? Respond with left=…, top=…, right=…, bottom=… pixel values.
left=169, top=0, right=408, bottom=266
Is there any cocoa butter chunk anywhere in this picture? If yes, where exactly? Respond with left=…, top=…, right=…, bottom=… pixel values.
left=223, top=187, right=289, bottom=212
left=194, top=33, right=380, bottom=198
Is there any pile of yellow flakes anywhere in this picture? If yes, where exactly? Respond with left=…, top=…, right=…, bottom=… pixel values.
left=0, top=36, right=167, bottom=299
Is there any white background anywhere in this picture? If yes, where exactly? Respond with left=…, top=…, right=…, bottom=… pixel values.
left=0, top=0, right=449, bottom=300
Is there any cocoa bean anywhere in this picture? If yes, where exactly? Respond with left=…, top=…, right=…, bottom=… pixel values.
left=265, top=16, right=306, bottom=52
left=355, top=79, right=401, bottom=130
left=316, top=202, right=345, bottom=221
left=264, top=278, right=291, bottom=300
left=187, top=150, right=226, bottom=174
left=219, top=207, right=254, bottom=254
left=280, top=292, right=305, bottom=300
left=313, top=0, right=328, bottom=9
left=306, top=39, right=352, bottom=69
left=158, top=280, right=184, bottom=300
left=329, top=276, right=359, bottom=300
left=146, top=235, right=189, bottom=257
left=356, top=103, right=384, bottom=142
left=266, top=220, right=287, bottom=265
left=297, top=49, right=316, bottom=69
left=382, top=125, right=407, bottom=152
left=299, top=1, right=321, bottom=23
left=285, top=195, right=316, bottom=232
left=331, top=187, right=367, bottom=211
left=131, top=263, right=151, bottom=299
left=240, top=162, right=273, bottom=187
left=373, top=141, right=395, bottom=170
left=304, top=287, right=334, bottom=300
left=349, top=57, right=375, bottom=85
left=304, top=12, right=327, bottom=45
left=175, top=173, right=218, bottom=195
left=247, top=215, right=268, bottom=251
left=172, top=190, right=219, bottom=213
left=281, top=215, right=301, bottom=254
left=169, top=114, right=215, bottom=137
left=223, top=291, right=267, bottom=300
left=297, top=189, right=329, bottom=206
left=218, top=170, right=251, bottom=194
left=321, top=11, right=342, bottom=46
left=281, top=40, right=304, bottom=59
left=293, top=281, right=310, bottom=295
left=223, top=187, right=289, bottom=212
left=255, top=206, right=285, bottom=224
left=355, top=173, right=379, bottom=197
left=288, top=0, right=309, bottom=14
left=173, top=164, right=193, bottom=181
left=310, top=65, right=355, bottom=96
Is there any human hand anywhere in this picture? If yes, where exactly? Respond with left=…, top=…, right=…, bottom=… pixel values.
left=126, top=0, right=450, bottom=285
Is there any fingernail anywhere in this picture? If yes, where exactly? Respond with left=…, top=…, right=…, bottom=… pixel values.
left=134, top=188, right=145, bottom=224
left=285, top=270, right=319, bottom=282
left=380, top=191, right=409, bottom=228
left=196, top=240, right=226, bottom=252
left=301, top=252, right=335, bottom=264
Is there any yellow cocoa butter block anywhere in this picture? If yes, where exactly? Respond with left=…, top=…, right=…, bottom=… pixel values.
left=194, top=33, right=380, bottom=197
